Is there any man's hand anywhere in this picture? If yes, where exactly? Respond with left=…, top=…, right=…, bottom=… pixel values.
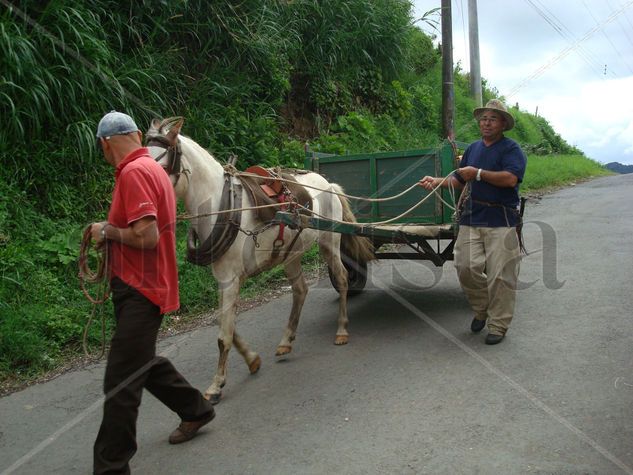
left=456, top=166, right=478, bottom=181
left=418, top=176, right=439, bottom=190
left=90, top=221, right=109, bottom=248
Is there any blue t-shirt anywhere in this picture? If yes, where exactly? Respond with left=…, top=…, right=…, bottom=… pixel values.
left=455, top=137, right=527, bottom=227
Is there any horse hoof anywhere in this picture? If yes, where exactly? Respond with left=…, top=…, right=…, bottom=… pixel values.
left=248, top=355, right=261, bottom=374
left=275, top=345, right=292, bottom=356
left=204, top=392, right=222, bottom=405
left=334, top=335, right=349, bottom=345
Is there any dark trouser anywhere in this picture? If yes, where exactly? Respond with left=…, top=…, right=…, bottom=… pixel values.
left=93, top=278, right=213, bottom=475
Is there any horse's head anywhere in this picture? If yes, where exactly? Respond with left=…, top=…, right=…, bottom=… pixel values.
left=146, top=117, right=188, bottom=194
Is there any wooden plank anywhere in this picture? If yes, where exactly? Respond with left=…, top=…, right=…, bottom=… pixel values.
left=274, top=212, right=455, bottom=242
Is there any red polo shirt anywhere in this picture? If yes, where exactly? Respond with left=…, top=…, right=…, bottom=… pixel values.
left=107, top=147, right=179, bottom=314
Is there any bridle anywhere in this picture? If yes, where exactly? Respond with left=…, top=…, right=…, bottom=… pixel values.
left=146, top=134, right=185, bottom=186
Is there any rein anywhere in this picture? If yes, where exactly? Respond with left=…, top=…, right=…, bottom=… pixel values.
left=146, top=135, right=185, bottom=186
left=175, top=171, right=459, bottom=227
left=78, top=225, right=109, bottom=359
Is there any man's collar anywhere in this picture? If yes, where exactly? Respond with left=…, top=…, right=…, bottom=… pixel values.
left=482, top=135, right=504, bottom=147
left=115, top=147, right=149, bottom=178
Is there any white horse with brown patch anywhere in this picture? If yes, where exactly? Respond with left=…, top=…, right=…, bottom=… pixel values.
left=146, top=118, right=374, bottom=404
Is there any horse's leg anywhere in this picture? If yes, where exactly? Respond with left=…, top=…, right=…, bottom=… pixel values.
left=275, top=257, right=308, bottom=356
left=233, top=330, right=261, bottom=374
left=319, top=234, right=350, bottom=345
left=204, top=278, right=240, bottom=404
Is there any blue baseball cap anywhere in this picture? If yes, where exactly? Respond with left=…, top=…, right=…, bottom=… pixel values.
left=96, top=110, right=139, bottom=138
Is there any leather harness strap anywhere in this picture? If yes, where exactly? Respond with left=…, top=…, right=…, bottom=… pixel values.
left=186, top=175, right=243, bottom=266
left=147, top=136, right=183, bottom=186
left=271, top=193, right=287, bottom=258
left=147, top=135, right=308, bottom=264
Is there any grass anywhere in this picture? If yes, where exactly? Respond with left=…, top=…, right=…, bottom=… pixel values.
left=522, top=154, right=613, bottom=192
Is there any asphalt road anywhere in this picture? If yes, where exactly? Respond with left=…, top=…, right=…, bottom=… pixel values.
left=2, top=174, right=633, bottom=474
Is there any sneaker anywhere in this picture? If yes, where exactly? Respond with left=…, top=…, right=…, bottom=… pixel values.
left=470, top=316, right=487, bottom=333
left=485, top=333, right=505, bottom=345
left=168, top=410, right=215, bottom=445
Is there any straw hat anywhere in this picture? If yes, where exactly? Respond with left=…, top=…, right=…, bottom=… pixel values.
left=473, top=99, right=515, bottom=131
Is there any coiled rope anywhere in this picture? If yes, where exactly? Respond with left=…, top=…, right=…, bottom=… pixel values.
left=78, top=225, right=109, bottom=359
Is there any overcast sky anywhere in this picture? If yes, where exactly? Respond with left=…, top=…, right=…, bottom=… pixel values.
left=412, top=0, right=633, bottom=164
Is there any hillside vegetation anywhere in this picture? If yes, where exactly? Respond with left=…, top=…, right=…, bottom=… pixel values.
left=0, top=0, right=607, bottom=384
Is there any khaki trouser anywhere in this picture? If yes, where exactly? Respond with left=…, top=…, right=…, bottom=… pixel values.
left=454, top=225, right=521, bottom=336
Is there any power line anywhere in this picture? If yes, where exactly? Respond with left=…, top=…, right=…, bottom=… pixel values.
left=507, top=0, right=633, bottom=99
left=452, top=0, right=469, bottom=70
left=532, top=0, right=616, bottom=78
left=612, top=0, right=633, bottom=35
left=605, top=0, right=633, bottom=53
left=581, top=0, right=633, bottom=76
left=523, top=0, right=611, bottom=79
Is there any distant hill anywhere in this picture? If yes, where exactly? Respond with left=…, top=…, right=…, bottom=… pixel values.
left=605, top=162, right=633, bottom=174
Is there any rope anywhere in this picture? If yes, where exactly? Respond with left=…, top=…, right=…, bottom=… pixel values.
left=178, top=202, right=287, bottom=221
left=231, top=169, right=422, bottom=203
left=295, top=172, right=459, bottom=227
left=177, top=171, right=459, bottom=226
left=78, top=225, right=109, bottom=360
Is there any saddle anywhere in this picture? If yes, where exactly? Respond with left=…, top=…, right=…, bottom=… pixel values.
left=240, top=166, right=313, bottom=222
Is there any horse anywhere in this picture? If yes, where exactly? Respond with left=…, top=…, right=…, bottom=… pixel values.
left=145, top=117, right=374, bottom=404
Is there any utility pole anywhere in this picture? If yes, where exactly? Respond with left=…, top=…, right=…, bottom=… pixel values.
left=441, top=0, right=455, bottom=140
left=468, top=0, right=482, bottom=107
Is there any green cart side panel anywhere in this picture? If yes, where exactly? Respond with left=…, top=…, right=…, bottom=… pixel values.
left=305, top=143, right=459, bottom=225
left=375, top=153, right=436, bottom=222
left=318, top=160, right=373, bottom=218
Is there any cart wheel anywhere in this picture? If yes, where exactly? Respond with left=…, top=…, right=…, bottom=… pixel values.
left=328, top=259, right=367, bottom=296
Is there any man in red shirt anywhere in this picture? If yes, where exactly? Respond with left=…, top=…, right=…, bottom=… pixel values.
left=91, top=111, right=214, bottom=474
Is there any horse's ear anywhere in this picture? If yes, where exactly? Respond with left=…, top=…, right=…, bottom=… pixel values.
left=148, top=118, right=161, bottom=135
left=166, top=117, right=184, bottom=144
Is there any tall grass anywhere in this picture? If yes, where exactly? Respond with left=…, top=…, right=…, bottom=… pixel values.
left=522, top=155, right=613, bottom=192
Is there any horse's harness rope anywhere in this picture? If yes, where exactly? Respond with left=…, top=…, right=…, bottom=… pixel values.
left=148, top=135, right=460, bottom=227
left=176, top=170, right=459, bottom=228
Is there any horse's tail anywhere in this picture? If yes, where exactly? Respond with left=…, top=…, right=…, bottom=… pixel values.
left=332, top=184, right=375, bottom=266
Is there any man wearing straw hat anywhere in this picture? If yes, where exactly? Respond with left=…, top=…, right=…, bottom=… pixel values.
left=419, top=99, right=527, bottom=345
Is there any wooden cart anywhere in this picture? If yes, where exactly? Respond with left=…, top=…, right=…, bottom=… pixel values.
left=275, top=141, right=465, bottom=294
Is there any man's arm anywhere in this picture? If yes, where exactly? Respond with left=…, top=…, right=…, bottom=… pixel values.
left=457, top=166, right=518, bottom=187
left=91, top=216, right=159, bottom=249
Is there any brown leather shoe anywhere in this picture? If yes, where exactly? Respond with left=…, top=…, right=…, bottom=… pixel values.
left=168, top=411, right=215, bottom=445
